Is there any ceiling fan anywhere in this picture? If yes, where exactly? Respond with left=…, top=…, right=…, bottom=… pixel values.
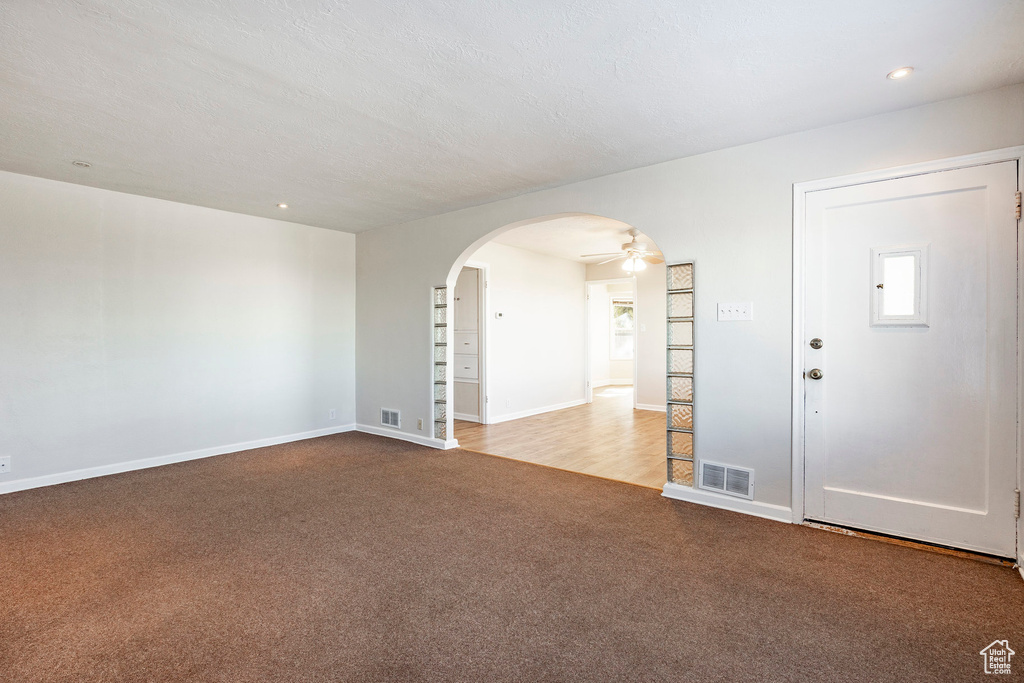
left=581, top=228, right=664, bottom=272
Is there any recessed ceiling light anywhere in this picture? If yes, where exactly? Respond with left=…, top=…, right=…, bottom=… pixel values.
left=886, top=66, right=914, bottom=80
left=71, top=160, right=91, bottom=168
left=277, top=203, right=288, bottom=209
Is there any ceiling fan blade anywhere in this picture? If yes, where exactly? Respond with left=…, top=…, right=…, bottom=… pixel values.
left=580, top=252, right=621, bottom=258
left=643, top=255, right=665, bottom=264
left=596, top=255, right=625, bottom=265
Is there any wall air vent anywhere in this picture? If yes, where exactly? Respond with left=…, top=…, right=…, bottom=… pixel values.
left=698, top=460, right=754, bottom=500
left=381, top=408, right=401, bottom=429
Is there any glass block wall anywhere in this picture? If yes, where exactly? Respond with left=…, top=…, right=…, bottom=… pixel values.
left=666, top=263, right=695, bottom=486
left=433, top=286, right=449, bottom=440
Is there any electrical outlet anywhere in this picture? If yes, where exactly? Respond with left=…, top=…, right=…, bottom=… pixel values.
left=0, top=456, right=10, bottom=474
left=505, top=398, right=511, bottom=408
left=329, top=408, right=336, bottom=420
left=417, top=418, right=424, bottom=431
left=717, top=302, right=753, bottom=321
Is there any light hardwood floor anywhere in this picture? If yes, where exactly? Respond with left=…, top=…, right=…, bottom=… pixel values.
left=454, top=386, right=667, bottom=489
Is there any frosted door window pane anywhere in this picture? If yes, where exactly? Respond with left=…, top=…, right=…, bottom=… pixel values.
left=668, top=376, right=693, bottom=402
left=669, top=349, right=693, bottom=374
left=434, top=383, right=446, bottom=401
left=434, top=365, right=446, bottom=382
left=668, top=292, right=693, bottom=318
left=435, top=420, right=447, bottom=439
left=434, top=307, right=447, bottom=325
left=668, top=264, right=693, bottom=291
left=670, top=404, right=693, bottom=430
left=668, top=321, right=693, bottom=347
left=434, top=327, right=447, bottom=344
left=434, top=288, right=447, bottom=305
left=434, top=346, right=447, bottom=363
left=435, top=402, right=446, bottom=420
left=883, top=255, right=916, bottom=316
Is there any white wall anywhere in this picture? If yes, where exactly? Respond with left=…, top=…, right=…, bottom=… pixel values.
left=468, top=242, right=586, bottom=422
left=588, top=282, right=633, bottom=387
left=355, top=84, right=1024, bottom=509
left=588, top=263, right=666, bottom=408
left=0, top=171, right=356, bottom=490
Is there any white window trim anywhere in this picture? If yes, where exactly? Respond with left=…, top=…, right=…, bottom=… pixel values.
left=870, top=244, right=929, bottom=327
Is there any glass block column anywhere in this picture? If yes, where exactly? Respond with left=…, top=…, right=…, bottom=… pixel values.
left=666, top=263, right=695, bottom=486
left=433, top=286, right=449, bottom=440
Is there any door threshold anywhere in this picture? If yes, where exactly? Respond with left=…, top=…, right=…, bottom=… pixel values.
left=804, top=520, right=1015, bottom=567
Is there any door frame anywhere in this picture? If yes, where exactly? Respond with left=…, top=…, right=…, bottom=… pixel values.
left=585, top=277, right=638, bottom=407
left=791, top=147, right=1024, bottom=557
left=459, top=262, right=489, bottom=424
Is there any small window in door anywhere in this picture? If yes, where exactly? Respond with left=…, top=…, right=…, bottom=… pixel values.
left=610, top=297, right=635, bottom=359
left=871, top=246, right=928, bottom=327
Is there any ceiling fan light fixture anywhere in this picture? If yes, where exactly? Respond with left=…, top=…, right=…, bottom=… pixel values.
left=622, top=255, right=647, bottom=272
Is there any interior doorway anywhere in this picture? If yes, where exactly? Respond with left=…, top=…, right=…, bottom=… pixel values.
left=795, top=151, right=1021, bottom=558
left=586, top=278, right=637, bottom=408
left=452, top=265, right=486, bottom=423
left=447, top=213, right=668, bottom=488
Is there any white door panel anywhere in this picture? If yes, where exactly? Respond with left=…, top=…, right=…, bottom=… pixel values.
left=804, top=161, right=1018, bottom=557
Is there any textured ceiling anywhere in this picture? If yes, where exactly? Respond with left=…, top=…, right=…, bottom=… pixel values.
left=1, top=1, right=1022, bottom=232
left=491, top=214, right=654, bottom=263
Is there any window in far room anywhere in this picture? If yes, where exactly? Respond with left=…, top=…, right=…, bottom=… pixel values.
left=610, top=297, right=635, bottom=360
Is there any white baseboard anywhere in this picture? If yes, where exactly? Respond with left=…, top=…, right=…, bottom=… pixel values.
left=453, top=412, right=480, bottom=422
left=488, top=398, right=587, bottom=424
left=0, top=424, right=357, bottom=496
left=662, top=482, right=794, bottom=523
left=355, top=424, right=458, bottom=450
left=635, top=403, right=667, bottom=412
left=592, top=379, right=632, bottom=388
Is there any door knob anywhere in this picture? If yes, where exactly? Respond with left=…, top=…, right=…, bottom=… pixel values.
left=808, top=368, right=824, bottom=380
left=809, top=338, right=823, bottom=349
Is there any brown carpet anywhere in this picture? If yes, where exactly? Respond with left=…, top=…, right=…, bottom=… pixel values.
left=1, top=433, right=1021, bottom=682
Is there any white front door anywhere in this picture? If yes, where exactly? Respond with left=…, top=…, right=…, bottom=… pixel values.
left=803, top=160, right=1019, bottom=557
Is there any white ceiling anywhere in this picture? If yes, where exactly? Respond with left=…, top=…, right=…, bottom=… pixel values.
left=1, top=1, right=1022, bottom=233
left=491, top=214, right=655, bottom=263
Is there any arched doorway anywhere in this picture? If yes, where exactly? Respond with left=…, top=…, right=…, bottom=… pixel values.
left=432, top=213, right=680, bottom=488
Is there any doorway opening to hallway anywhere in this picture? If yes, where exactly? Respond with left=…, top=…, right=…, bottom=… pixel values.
left=446, top=214, right=668, bottom=488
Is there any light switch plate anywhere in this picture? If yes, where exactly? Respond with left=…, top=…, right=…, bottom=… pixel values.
left=717, top=302, right=753, bottom=321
